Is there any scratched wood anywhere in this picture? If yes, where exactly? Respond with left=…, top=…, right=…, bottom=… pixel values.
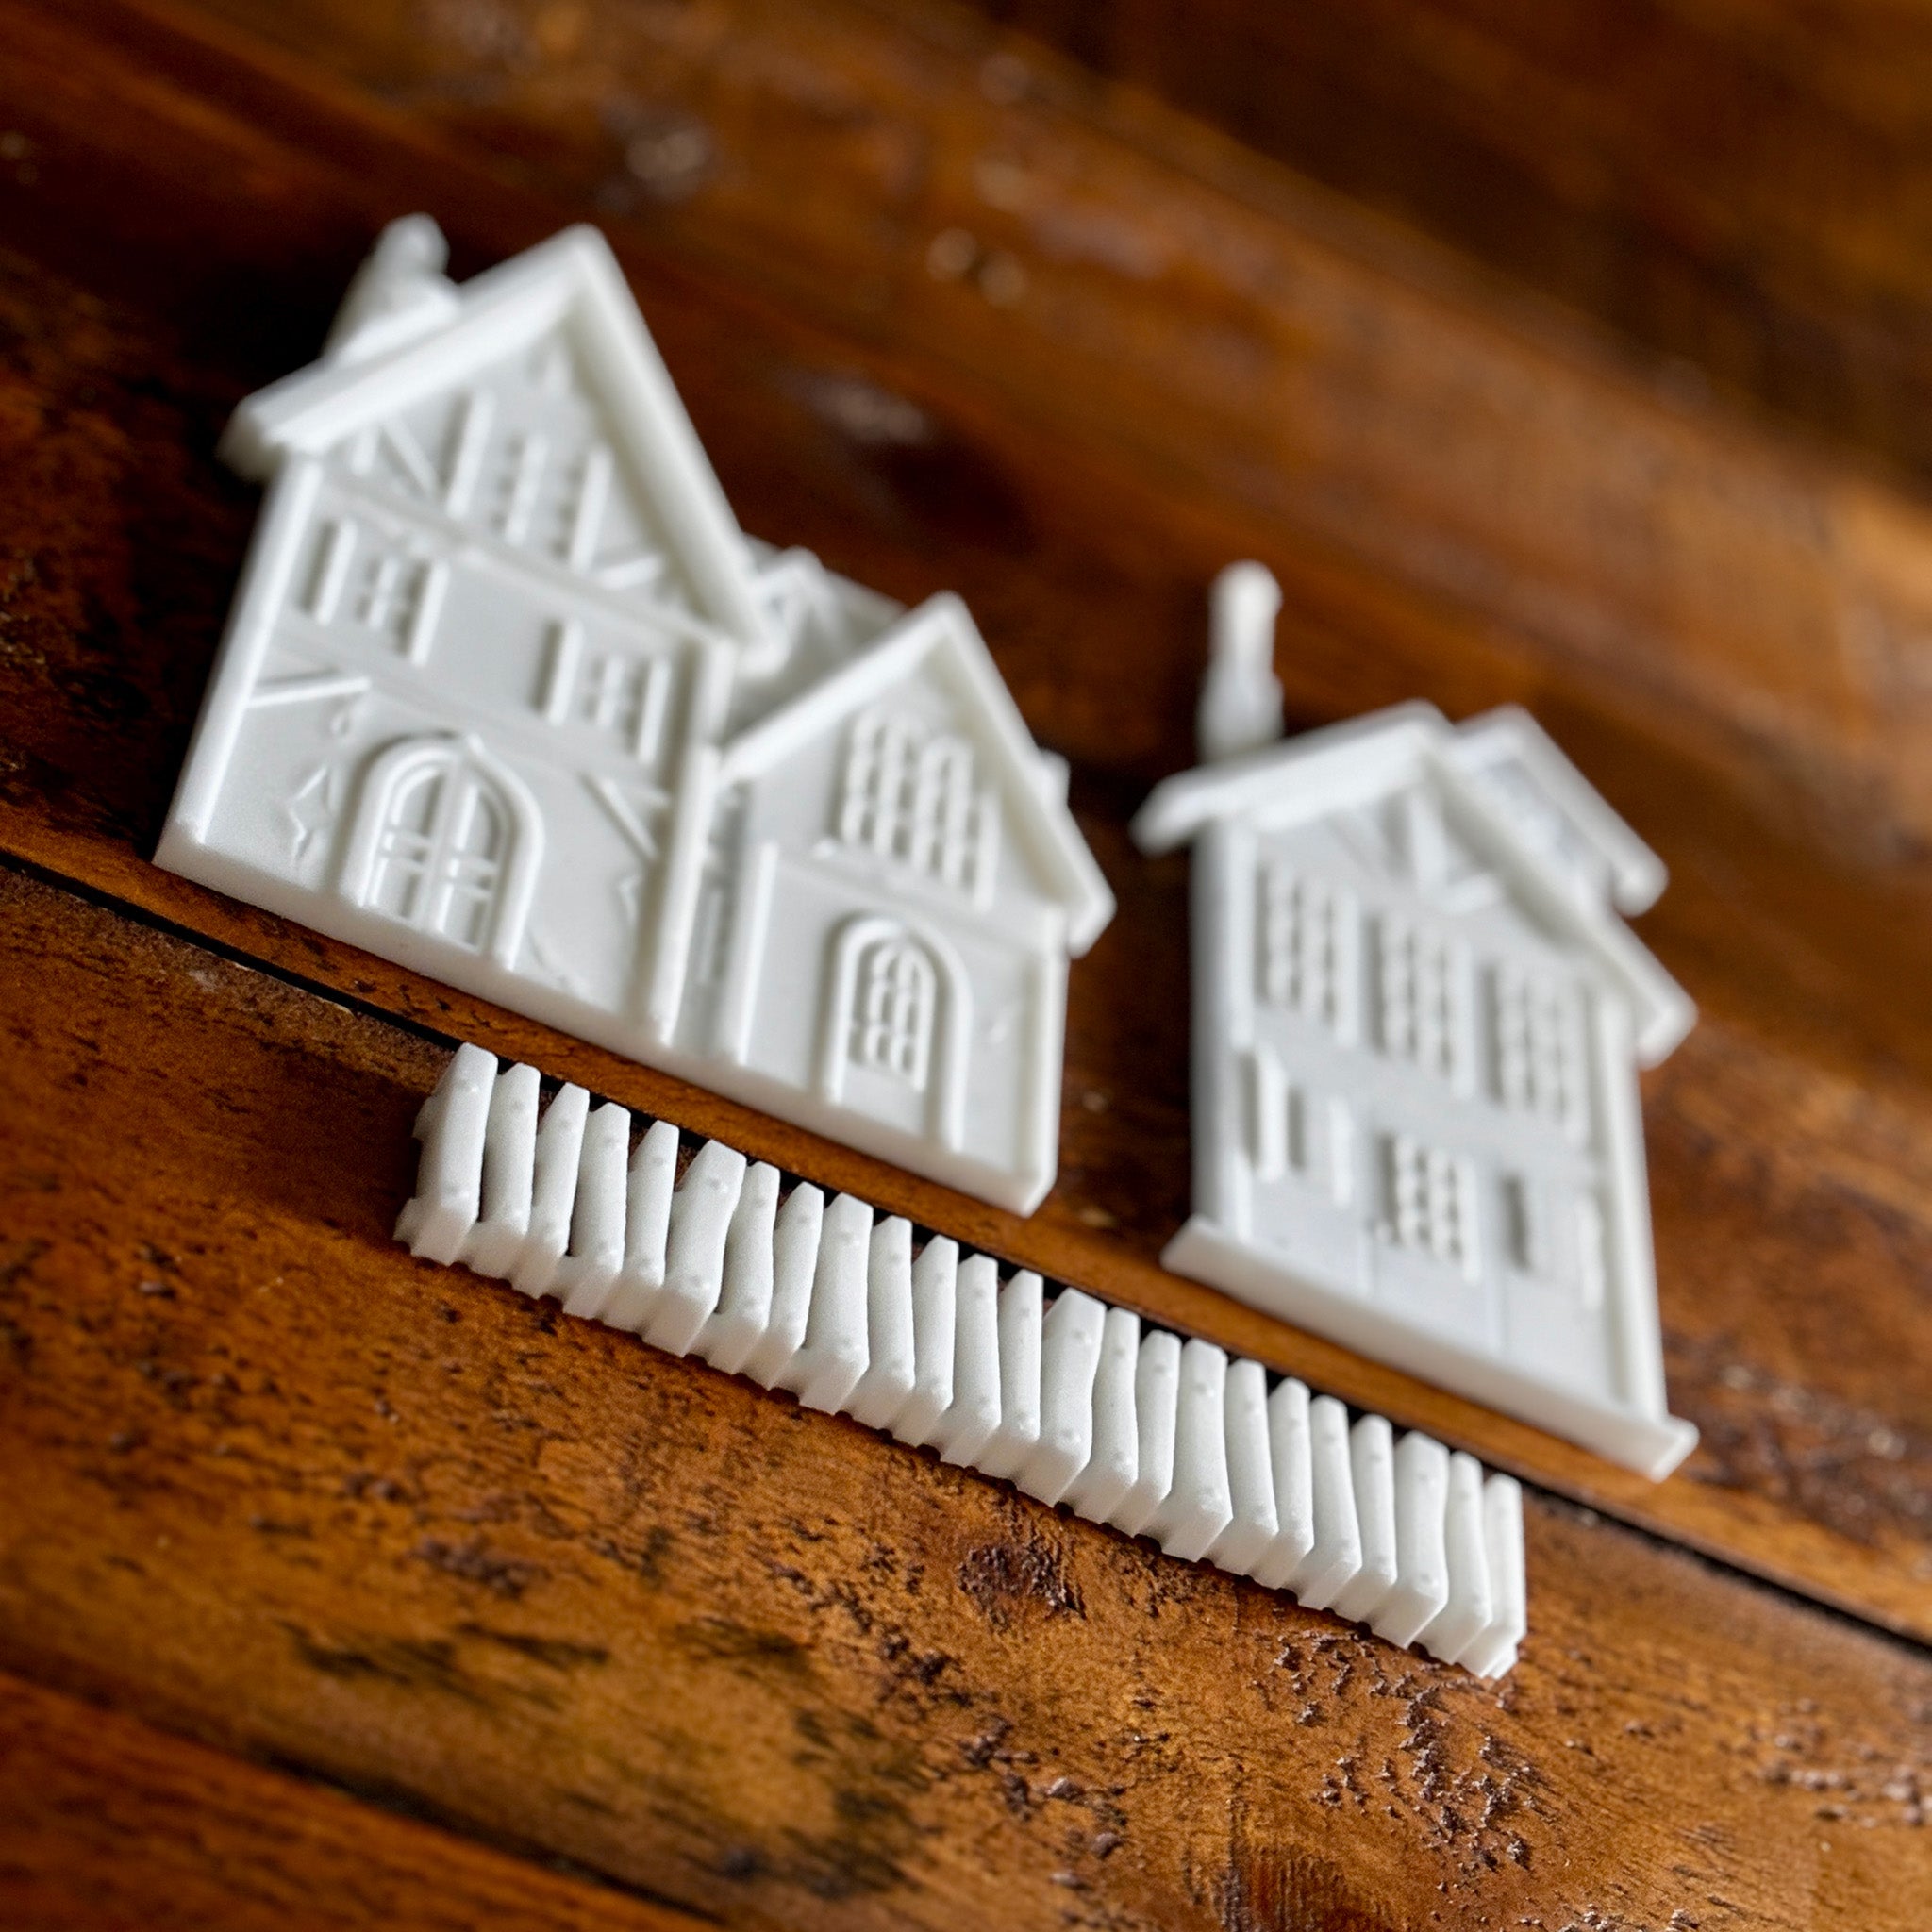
left=4, top=0, right=1932, bottom=1919
left=1, top=0, right=1928, bottom=1650
left=0, top=1672, right=708, bottom=1932
left=2, top=862, right=1929, bottom=1931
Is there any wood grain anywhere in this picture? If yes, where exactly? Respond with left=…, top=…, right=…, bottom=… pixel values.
left=965, top=0, right=1932, bottom=486
left=3, top=859, right=1929, bottom=1931
left=0, top=0, right=1928, bottom=1642
left=158, top=0, right=1932, bottom=867
left=0, top=1672, right=709, bottom=1932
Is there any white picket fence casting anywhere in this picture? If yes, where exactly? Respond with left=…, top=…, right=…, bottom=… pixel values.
left=397, top=1043, right=1527, bottom=1677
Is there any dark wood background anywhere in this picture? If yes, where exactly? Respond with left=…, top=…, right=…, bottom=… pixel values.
left=2, top=2, right=1929, bottom=1926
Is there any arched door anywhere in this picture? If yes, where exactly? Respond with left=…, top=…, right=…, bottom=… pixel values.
left=819, top=914, right=970, bottom=1149
left=341, top=736, right=541, bottom=967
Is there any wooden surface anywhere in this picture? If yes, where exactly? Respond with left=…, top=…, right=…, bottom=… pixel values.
left=966, top=0, right=1932, bottom=487
left=1, top=0, right=1929, bottom=1924
left=5, top=862, right=1931, bottom=1930
left=0, top=1672, right=704, bottom=1932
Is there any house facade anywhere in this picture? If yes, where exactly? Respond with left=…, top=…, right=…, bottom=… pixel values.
left=1134, top=671, right=1698, bottom=1477
left=158, top=217, right=1113, bottom=1213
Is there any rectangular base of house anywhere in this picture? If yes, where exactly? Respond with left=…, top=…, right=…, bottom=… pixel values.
left=1163, top=1214, right=1699, bottom=1480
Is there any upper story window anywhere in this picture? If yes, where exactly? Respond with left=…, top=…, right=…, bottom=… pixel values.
left=538, top=621, right=675, bottom=769
left=1491, top=961, right=1589, bottom=1140
left=573, top=649, right=672, bottom=759
left=1374, top=912, right=1467, bottom=1086
left=304, top=517, right=445, bottom=663
left=488, top=429, right=550, bottom=546
left=1257, top=862, right=1357, bottom=1036
left=487, top=431, right=614, bottom=564
left=836, top=708, right=997, bottom=897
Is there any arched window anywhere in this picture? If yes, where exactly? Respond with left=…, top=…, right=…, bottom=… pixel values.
left=837, top=708, right=995, bottom=897
left=819, top=915, right=971, bottom=1149
left=854, top=934, right=937, bottom=1088
left=341, top=736, right=541, bottom=967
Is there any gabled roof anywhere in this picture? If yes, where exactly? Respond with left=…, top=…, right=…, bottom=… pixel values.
left=1131, top=702, right=1692, bottom=1063
left=220, top=219, right=771, bottom=654
left=1447, top=708, right=1666, bottom=915
left=719, top=592, right=1116, bottom=956
left=728, top=541, right=905, bottom=720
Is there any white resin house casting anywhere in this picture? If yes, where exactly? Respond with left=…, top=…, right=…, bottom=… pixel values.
left=1132, top=569, right=1697, bottom=1478
left=158, top=217, right=1113, bottom=1213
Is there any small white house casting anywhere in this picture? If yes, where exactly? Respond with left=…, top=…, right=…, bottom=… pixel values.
left=158, top=217, right=1114, bottom=1213
left=1132, top=570, right=1696, bottom=1477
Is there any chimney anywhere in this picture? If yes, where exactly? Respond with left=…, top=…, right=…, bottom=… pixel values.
left=325, top=214, right=462, bottom=365
left=1197, top=561, right=1284, bottom=764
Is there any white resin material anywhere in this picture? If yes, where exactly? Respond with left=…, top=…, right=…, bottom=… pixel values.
left=1197, top=562, right=1285, bottom=764
left=647, top=1139, right=745, bottom=1355
left=1416, top=1451, right=1494, bottom=1664
left=978, top=1272, right=1045, bottom=1482
left=1132, top=571, right=1697, bottom=1480
left=1250, top=1376, right=1316, bottom=1591
left=785, top=1193, right=872, bottom=1414
left=695, top=1160, right=779, bottom=1374
left=1329, top=1415, right=1398, bottom=1625
left=159, top=216, right=1113, bottom=1217
left=1061, top=1307, right=1141, bottom=1524
left=891, top=1237, right=958, bottom=1450
left=741, top=1182, right=824, bottom=1389
left=1150, top=1340, right=1235, bottom=1563
left=1209, top=1357, right=1279, bottom=1575
left=1291, top=1396, right=1364, bottom=1612
left=848, top=1217, right=918, bottom=1430
left=1109, top=1330, right=1182, bottom=1540
left=1461, top=1474, right=1528, bottom=1679
left=397, top=1042, right=1531, bottom=1674
left=1376, top=1431, right=1453, bottom=1648
left=931, top=1255, right=1002, bottom=1468
left=554, top=1100, right=629, bottom=1318
left=463, top=1058, right=539, bottom=1275
left=1018, top=1288, right=1107, bottom=1506
left=603, top=1119, right=678, bottom=1332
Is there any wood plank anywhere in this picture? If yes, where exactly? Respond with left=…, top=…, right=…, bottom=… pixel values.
left=960, top=0, right=1932, bottom=486
left=0, top=0, right=1928, bottom=1643
left=2, top=859, right=1929, bottom=1930
left=0, top=1671, right=708, bottom=1932
left=158, top=0, right=1932, bottom=865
